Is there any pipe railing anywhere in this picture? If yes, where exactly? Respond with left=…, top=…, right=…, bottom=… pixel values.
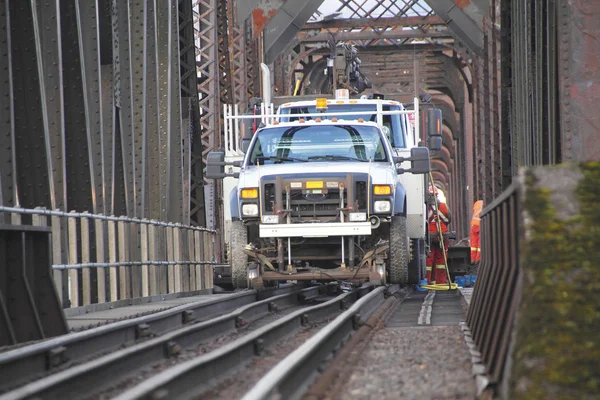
left=0, top=206, right=217, bottom=308
left=465, top=183, right=522, bottom=390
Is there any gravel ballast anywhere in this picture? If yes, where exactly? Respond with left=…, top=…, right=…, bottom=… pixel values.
left=333, top=325, right=476, bottom=399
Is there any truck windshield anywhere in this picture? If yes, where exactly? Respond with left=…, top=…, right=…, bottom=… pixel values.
left=279, top=104, right=406, bottom=148
left=248, top=125, right=388, bottom=165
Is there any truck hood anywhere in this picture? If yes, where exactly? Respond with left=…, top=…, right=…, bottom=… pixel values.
left=238, top=161, right=396, bottom=187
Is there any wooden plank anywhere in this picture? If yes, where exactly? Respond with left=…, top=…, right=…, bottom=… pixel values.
left=80, top=214, right=91, bottom=305
left=148, top=221, right=159, bottom=295
left=95, top=216, right=106, bottom=303
left=107, top=218, right=118, bottom=301
left=130, top=222, right=141, bottom=298
left=188, top=229, right=196, bottom=291
left=166, top=226, right=175, bottom=293
left=159, top=224, right=167, bottom=294
left=67, top=211, right=79, bottom=307
left=203, top=232, right=211, bottom=289
left=51, top=212, right=65, bottom=306
left=10, top=212, right=21, bottom=225
left=173, top=225, right=182, bottom=293
left=140, top=220, right=149, bottom=297
left=117, top=217, right=130, bottom=299
left=195, top=230, right=202, bottom=289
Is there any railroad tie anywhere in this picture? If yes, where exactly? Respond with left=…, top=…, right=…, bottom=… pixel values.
left=417, top=291, right=435, bottom=325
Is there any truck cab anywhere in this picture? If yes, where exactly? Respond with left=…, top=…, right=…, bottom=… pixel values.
left=206, top=118, right=430, bottom=288
left=277, top=91, right=434, bottom=285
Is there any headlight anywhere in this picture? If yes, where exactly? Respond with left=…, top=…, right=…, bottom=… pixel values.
left=248, top=268, right=259, bottom=279
left=242, top=204, right=259, bottom=216
left=262, top=215, right=279, bottom=224
left=374, top=200, right=391, bottom=213
left=373, top=185, right=391, bottom=195
left=241, top=188, right=258, bottom=199
left=349, top=212, right=367, bottom=222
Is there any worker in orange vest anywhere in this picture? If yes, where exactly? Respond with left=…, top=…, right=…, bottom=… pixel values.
left=426, top=186, right=451, bottom=285
left=470, top=200, right=483, bottom=263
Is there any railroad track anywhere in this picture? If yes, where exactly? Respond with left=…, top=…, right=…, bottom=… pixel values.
left=0, top=284, right=309, bottom=394
left=1, top=283, right=406, bottom=400
left=0, top=283, right=361, bottom=399
left=109, top=284, right=381, bottom=400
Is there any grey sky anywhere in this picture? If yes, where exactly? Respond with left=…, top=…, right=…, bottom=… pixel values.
left=317, top=0, right=433, bottom=19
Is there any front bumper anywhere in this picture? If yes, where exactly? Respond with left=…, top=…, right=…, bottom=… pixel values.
left=259, top=222, right=372, bottom=238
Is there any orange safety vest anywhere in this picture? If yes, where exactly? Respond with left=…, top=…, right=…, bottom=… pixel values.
left=470, top=200, right=483, bottom=261
left=428, top=202, right=450, bottom=234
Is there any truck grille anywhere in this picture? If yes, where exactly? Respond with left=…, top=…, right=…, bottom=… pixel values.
left=262, top=181, right=369, bottom=217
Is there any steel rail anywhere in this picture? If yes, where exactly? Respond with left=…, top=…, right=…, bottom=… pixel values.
left=111, top=286, right=373, bottom=400
left=0, top=285, right=304, bottom=392
left=0, top=284, right=333, bottom=400
left=242, top=285, right=394, bottom=400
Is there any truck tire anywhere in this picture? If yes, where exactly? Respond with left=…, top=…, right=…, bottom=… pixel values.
left=408, top=238, right=425, bottom=284
left=389, top=215, right=409, bottom=284
left=230, top=220, right=248, bottom=289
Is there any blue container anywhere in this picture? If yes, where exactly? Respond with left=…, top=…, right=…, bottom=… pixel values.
left=469, top=275, right=477, bottom=286
left=416, top=279, right=428, bottom=291
left=455, top=276, right=466, bottom=288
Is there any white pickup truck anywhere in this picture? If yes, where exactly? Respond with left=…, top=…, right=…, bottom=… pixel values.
left=206, top=116, right=430, bottom=288
left=276, top=91, right=442, bottom=285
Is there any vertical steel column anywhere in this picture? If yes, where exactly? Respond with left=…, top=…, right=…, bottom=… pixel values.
left=98, top=0, right=115, bottom=216
left=129, top=0, right=146, bottom=219
left=113, top=0, right=136, bottom=217
left=500, top=0, right=513, bottom=189
left=8, top=0, right=51, bottom=209
left=227, top=0, right=247, bottom=109
left=179, top=0, right=205, bottom=226
left=0, top=0, right=11, bottom=212
left=156, top=0, right=184, bottom=224
left=31, top=0, right=67, bottom=213
left=145, top=0, right=161, bottom=220
left=245, top=18, right=260, bottom=99
left=75, top=0, right=104, bottom=214
left=166, top=0, right=184, bottom=223
left=0, top=0, right=10, bottom=216
left=491, top=1, right=502, bottom=197
left=194, top=0, right=220, bottom=232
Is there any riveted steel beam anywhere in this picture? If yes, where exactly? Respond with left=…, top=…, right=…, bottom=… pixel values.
left=7, top=0, right=51, bottom=210
left=301, top=29, right=451, bottom=42
left=113, top=0, right=135, bottom=217
left=303, top=15, right=445, bottom=30
left=424, top=0, right=484, bottom=55
left=0, top=0, right=14, bottom=212
left=194, top=0, right=219, bottom=230
left=263, top=0, right=324, bottom=64
left=179, top=0, right=204, bottom=227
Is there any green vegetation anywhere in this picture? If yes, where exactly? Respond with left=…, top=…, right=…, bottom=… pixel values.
left=510, top=163, right=600, bottom=399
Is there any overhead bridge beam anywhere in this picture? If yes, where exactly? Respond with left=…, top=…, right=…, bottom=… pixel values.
left=303, top=15, right=445, bottom=30
left=301, top=29, right=452, bottom=43
left=424, top=0, right=486, bottom=55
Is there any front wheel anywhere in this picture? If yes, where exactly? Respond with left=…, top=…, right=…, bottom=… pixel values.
left=389, top=215, right=409, bottom=284
left=229, top=220, right=249, bottom=289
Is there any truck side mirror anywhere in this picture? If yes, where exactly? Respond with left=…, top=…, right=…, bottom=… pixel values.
left=427, top=108, right=442, bottom=151
left=395, top=147, right=430, bottom=175
left=408, top=147, right=430, bottom=174
left=206, top=151, right=240, bottom=179
left=428, top=136, right=442, bottom=151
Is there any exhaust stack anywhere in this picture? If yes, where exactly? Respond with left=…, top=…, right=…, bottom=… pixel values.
left=260, top=63, right=271, bottom=106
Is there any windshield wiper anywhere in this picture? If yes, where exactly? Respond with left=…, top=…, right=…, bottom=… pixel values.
left=307, top=155, right=368, bottom=162
left=256, top=155, right=307, bottom=163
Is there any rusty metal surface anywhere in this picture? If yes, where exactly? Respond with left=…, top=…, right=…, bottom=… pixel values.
left=558, top=0, right=600, bottom=161
left=262, top=269, right=373, bottom=281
